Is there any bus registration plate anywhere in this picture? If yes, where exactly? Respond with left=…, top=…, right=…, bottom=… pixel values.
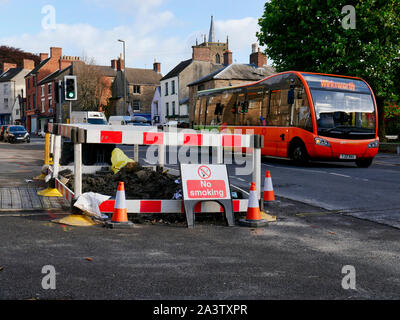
left=340, top=154, right=356, bottom=160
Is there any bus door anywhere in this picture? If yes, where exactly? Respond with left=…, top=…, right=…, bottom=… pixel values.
left=267, top=89, right=290, bottom=157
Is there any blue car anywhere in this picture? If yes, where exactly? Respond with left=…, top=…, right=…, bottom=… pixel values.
left=4, top=125, right=30, bottom=143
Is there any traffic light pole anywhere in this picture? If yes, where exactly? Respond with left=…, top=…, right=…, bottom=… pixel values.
left=58, top=80, right=63, bottom=124
left=69, top=101, right=72, bottom=124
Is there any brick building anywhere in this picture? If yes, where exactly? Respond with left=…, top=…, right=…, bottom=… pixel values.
left=188, top=44, right=275, bottom=124
left=24, top=47, right=80, bottom=133
left=111, top=57, right=162, bottom=121
left=159, top=16, right=228, bottom=124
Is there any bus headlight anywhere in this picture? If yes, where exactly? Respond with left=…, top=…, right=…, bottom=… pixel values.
left=368, top=140, right=379, bottom=148
left=315, top=137, right=331, bottom=147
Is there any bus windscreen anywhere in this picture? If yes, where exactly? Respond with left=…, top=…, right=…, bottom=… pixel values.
left=302, top=74, right=376, bottom=139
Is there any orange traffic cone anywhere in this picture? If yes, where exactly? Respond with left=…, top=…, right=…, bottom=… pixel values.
left=106, top=182, right=134, bottom=229
left=239, top=182, right=268, bottom=227
left=263, top=171, right=275, bottom=202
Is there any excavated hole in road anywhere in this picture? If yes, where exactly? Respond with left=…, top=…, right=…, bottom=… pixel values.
left=59, top=163, right=240, bottom=225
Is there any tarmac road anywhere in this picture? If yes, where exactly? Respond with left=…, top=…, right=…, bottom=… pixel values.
left=121, top=145, right=400, bottom=229
left=0, top=140, right=399, bottom=300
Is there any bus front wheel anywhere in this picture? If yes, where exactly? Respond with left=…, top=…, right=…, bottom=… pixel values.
left=290, top=141, right=309, bottom=166
left=355, top=158, right=373, bottom=168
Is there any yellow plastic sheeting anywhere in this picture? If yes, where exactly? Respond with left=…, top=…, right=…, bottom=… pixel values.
left=37, top=188, right=63, bottom=197
left=111, top=148, right=134, bottom=174
left=261, top=211, right=277, bottom=222
left=52, top=214, right=100, bottom=227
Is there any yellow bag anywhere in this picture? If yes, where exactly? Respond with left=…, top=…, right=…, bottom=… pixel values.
left=111, top=148, right=134, bottom=174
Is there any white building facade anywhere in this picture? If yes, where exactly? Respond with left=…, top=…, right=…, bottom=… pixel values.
left=0, top=68, right=30, bottom=125
left=160, top=75, right=179, bottom=124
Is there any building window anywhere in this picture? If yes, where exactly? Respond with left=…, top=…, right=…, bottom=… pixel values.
left=3, top=83, right=9, bottom=95
left=48, top=98, right=53, bottom=111
left=48, top=83, right=52, bottom=95
left=133, top=100, right=141, bottom=112
left=198, top=84, right=205, bottom=91
left=4, top=98, right=8, bottom=108
left=133, top=85, right=141, bottom=94
left=16, top=109, right=19, bottom=116
left=41, top=99, right=45, bottom=113
left=172, top=101, right=176, bottom=116
left=41, top=85, right=45, bottom=97
left=165, top=82, right=169, bottom=96
left=171, top=80, right=176, bottom=95
left=216, top=54, right=221, bottom=64
left=166, top=102, right=169, bottom=116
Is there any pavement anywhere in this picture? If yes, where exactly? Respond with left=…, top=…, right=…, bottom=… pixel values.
left=0, top=139, right=400, bottom=300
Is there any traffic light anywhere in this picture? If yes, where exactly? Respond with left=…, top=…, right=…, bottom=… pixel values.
left=64, top=76, right=77, bottom=101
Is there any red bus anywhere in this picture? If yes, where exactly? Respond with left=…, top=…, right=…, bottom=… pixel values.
left=193, top=71, right=379, bottom=167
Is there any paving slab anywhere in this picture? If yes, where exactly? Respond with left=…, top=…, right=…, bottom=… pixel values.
left=0, top=187, right=68, bottom=212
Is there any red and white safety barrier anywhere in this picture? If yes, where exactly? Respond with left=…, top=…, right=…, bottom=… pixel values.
left=55, top=178, right=75, bottom=203
left=48, top=123, right=252, bottom=148
left=54, top=177, right=248, bottom=214
left=99, top=199, right=249, bottom=214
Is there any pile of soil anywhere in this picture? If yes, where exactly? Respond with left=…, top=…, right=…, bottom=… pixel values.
left=60, top=163, right=181, bottom=199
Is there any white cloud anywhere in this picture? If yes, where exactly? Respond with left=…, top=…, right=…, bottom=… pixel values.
left=215, top=17, right=264, bottom=64
left=0, top=21, right=187, bottom=75
left=87, top=0, right=164, bottom=14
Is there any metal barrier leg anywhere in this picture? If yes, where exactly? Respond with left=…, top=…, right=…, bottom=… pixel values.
left=74, top=143, right=82, bottom=198
left=252, top=147, right=262, bottom=200
left=158, top=144, right=165, bottom=169
left=134, top=144, right=139, bottom=163
left=37, top=134, right=63, bottom=197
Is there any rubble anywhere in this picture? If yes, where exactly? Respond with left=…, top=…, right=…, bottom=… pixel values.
left=60, top=164, right=181, bottom=200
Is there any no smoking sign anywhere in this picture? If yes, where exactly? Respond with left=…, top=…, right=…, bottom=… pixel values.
left=181, top=164, right=231, bottom=200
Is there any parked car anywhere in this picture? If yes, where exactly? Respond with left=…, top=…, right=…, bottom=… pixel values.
left=4, top=125, right=30, bottom=143
left=0, top=125, right=9, bottom=141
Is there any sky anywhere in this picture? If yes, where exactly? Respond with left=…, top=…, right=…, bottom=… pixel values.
left=0, top=0, right=268, bottom=74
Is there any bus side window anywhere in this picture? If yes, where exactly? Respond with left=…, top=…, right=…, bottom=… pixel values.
left=268, top=90, right=281, bottom=126
left=278, top=89, right=291, bottom=126
left=221, top=92, right=238, bottom=125
left=292, top=87, right=313, bottom=132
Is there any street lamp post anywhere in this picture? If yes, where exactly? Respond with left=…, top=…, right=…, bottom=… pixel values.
left=118, top=39, right=127, bottom=114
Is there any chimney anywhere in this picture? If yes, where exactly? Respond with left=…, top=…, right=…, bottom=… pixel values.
left=111, top=59, right=118, bottom=71
left=117, top=56, right=125, bottom=71
left=40, top=53, right=49, bottom=61
left=59, top=55, right=80, bottom=70
left=50, top=47, right=62, bottom=59
left=153, top=60, right=161, bottom=73
left=192, top=46, right=211, bottom=62
left=2, top=63, right=17, bottom=72
left=250, top=44, right=267, bottom=68
left=23, top=59, right=35, bottom=70
left=223, top=50, right=232, bottom=66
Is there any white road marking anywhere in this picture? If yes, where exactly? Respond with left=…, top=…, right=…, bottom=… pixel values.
left=329, top=173, right=351, bottom=178
left=231, top=184, right=250, bottom=196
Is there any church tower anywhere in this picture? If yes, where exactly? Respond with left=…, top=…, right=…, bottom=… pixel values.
left=192, top=16, right=229, bottom=64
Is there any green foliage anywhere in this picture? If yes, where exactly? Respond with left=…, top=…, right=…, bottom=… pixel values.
left=385, top=103, right=400, bottom=119
left=257, top=0, right=400, bottom=138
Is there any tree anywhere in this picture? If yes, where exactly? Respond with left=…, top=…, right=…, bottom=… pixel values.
left=73, top=57, right=111, bottom=112
left=0, top=45, right=40, bottom=66
left=256, top=0, right=400, bottom=140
